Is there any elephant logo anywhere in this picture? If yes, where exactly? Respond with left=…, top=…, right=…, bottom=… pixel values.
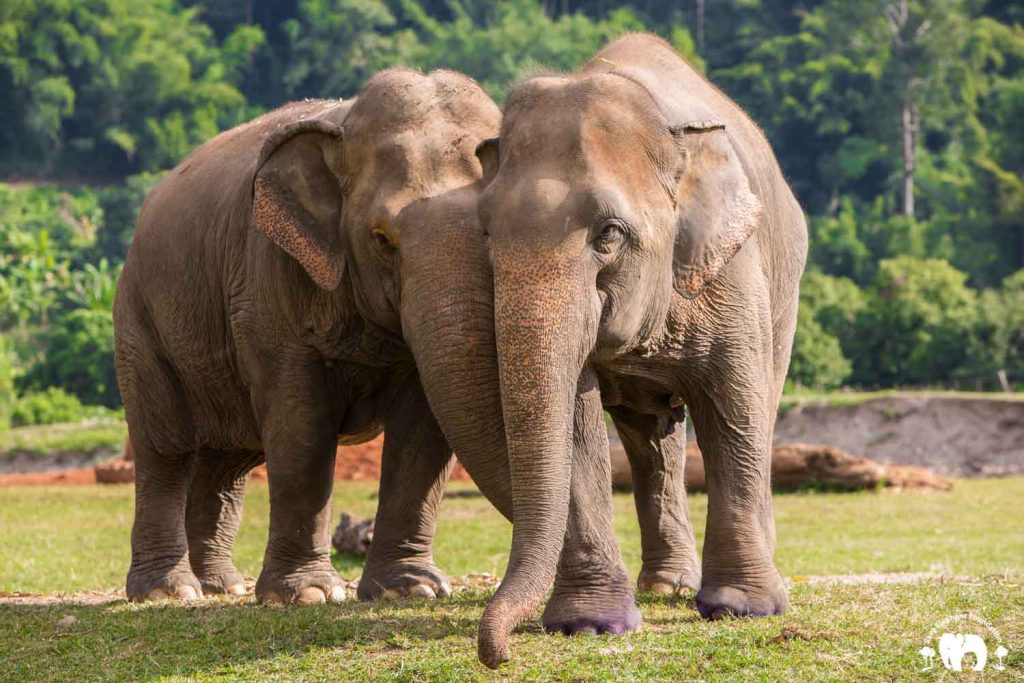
left=938, top=632, right=987, bottom=671
left=920, top=613, right=1010, bottom=673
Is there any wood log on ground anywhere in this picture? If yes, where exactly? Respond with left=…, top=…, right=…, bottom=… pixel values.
left=610, top=442, right=952, bottom=492
left=93, top=458, right=135, bottom=484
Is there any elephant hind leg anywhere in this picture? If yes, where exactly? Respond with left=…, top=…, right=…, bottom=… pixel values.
left=609, top=407, right=700, bottom=594
left=126, top=436, right=202, bottom=601
left=186, top=449, right=264, bottom=595
left=357, top=378, right=454, bottom=601
left=121, top=340, right=204, bottom=601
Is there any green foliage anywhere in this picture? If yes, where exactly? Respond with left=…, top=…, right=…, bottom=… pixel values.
left=849, top=258, right=979, bottom=386
left=0, top=0, right=1022, bottom=397
left=789, top=304, right=851, bottom=390
left=11, top=386, right=85, bottom=426
left=0, top=0, right=254, bottom=176
left=0, top=335, right=14, bottom=429
left=400, top=0, right=645, bottom=98
left=21, top=308, right=118, bottom=408
left=789, top=270, right=865, bottom=389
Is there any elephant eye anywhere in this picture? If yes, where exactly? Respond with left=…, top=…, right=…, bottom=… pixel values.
left=371, top=229, right=395, bottom=252
left=593, top=220, right=626, bottom=254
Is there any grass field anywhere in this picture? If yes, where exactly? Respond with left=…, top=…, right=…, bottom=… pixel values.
left=0, top=419, right=126, bottom=456
left=1, top=479, right=1022, bottom=681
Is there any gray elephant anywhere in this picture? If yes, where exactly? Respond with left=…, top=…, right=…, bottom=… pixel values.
left=473, top=34, right=808, bottom=665
left=115, top=65, right=630, bottom=655
left=114, top=68, right=519, bottom=604
left=939, top=632, right=988, bottom=672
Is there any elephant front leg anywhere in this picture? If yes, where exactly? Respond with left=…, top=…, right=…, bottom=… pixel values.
left=186, top=449, right=263, bottom=596
left=609, top=407, right=700, bottom=594
left=357, top=378, right=454, bottom=601
left=686, top=366, right=787, bottom=619
left=253, top=370, right=345, bottom=605
left=542, top=369, right=640, bottom=636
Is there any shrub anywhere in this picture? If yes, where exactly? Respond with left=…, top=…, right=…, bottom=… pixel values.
left=21, top=308, right=119, bottom=407
left=11, top=387, right=85, bottom=426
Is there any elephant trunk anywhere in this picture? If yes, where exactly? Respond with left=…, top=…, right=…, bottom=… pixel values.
left=477, top=250, right=592, bottom=668
left=400, top=220, right=512, bottom=517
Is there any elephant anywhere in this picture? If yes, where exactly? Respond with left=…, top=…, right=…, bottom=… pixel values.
left=114, top=68, right=523, bottom=605
left=939, top=632, right=988, bottom=672
left=472, top=33, right=808, bottom=665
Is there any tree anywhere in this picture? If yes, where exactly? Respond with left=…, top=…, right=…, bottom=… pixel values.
left=0, top=0, right=257, bottom=175
left=21, top=308, right=118, bottom=407
left=849, top=257, right=979, bottom=386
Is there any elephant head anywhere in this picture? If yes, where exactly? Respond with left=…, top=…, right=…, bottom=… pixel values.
left=249, top=69, right=510, bottom=495
left=939, top=632, right=988, bottom=672
left=473, top=54, right=762, bottom=660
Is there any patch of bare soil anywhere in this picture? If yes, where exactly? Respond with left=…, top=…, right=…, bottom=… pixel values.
left=774, top=396, right=1024, bottom=477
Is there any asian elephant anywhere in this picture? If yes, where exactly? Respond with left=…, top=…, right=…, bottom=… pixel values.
left=474, top=33, right=808, bottom=665
left=939, top=632, right=988, bottom=672
left=114, top=68, right=524, bottom=605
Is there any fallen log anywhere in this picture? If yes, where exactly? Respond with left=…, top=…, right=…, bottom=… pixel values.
left=610, top=442, right=952, bottom=492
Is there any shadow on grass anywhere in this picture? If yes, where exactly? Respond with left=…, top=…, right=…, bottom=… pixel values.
left=1, top=593, right=493, bottom=680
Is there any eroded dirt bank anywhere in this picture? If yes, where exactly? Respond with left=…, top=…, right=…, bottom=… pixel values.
left=771, top=396, right=1024, bottom=477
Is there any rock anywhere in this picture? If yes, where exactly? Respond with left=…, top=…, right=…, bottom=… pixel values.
left=56, top=615, right=76, bottom=628
left=332, top=512, right=374, bottom=555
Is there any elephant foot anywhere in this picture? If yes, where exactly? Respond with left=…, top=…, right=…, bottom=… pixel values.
left=127, top=562, right=204, bottom=603
left=193, top=560, right=247, bottom=596
left=542, top=574, right=641, bottom=636
left=695, top=572, right=788, bottom=620
left=637, top=567, right=701, bottom=595
left=357, top=559, right=452, bottom=601
left=255, top=561, right=345, bottom=605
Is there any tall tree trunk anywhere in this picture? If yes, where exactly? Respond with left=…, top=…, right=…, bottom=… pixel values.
left=901, top=98, right=916, bottom=218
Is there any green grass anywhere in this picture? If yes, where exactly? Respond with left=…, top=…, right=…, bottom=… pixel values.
left=0, top=419, right=127, bottom=455
left=1, top=479, right=1022, bottom=681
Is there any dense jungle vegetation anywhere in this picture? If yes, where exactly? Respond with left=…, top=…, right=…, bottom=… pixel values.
left=0, top=0, right=1021, bottom=424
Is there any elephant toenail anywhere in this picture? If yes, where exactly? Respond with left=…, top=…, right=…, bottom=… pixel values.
left=408, top=584, right=436, bottom=599
left=296, top=587, right=326, bottom=604
left=328, top=585, right=346, bottom=602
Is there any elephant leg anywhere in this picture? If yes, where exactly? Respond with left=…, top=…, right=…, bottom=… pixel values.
left=357, top=377, right=454, bottom=601
left=609, top=407, right=700, bottom=594
left=253, top=366, right=345, bottom=605
left=542, top=369, right=640, bottom=636
left=186, top=449, right=262, bottom=595
left=126, top=438, right=202, bottom=601
left=686, top=342, right=787, bottom=620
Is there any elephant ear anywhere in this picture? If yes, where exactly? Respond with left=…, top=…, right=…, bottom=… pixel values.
left=252, top=119, right=346, bottom=290
left=669, top=120, right=762, bottom=299
left=475, top=137, right=500, bottom=185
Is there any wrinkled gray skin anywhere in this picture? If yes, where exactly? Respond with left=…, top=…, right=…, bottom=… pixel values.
left=474, top=34, right=808, bottom=666
left=115, top=69, right=525, bottom=605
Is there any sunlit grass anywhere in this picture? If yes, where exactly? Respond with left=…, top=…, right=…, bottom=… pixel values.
left=1, top=478, right=1021, bottom=593
left=1, top=479, right=1021, bottom=681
